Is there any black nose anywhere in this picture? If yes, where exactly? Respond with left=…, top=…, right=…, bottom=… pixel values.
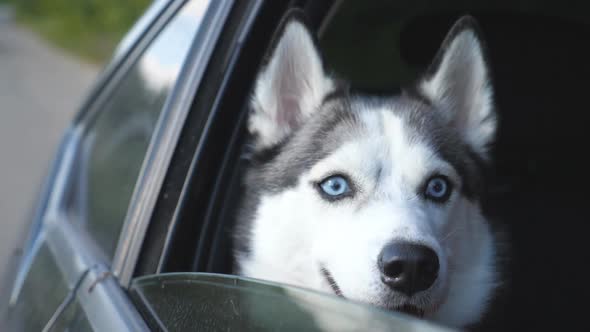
left=378, top=243, right=439, bottom=296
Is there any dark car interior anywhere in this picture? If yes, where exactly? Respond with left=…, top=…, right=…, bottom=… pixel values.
left=136, top=1, right=590, bottom=331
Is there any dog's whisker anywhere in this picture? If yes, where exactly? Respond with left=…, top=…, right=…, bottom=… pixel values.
left=441, top=226, right=465, bottom=243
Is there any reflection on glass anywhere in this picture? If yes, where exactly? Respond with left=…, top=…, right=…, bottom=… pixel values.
left=7, top=244, right=69, bottom=331
left=68, top=0, right=210, bottom=259
left=130, top=273, right=455, bottom=332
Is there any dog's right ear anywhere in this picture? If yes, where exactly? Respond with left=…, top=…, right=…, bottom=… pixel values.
left=248, top=14, right=335, bottom=150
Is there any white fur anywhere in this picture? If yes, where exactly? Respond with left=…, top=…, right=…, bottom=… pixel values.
left=240, top=109, right=496, bottom=327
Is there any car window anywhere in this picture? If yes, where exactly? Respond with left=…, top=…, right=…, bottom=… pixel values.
left=169, top=2, right=590, bottom=331
left=67, top=0, right=209, bottom=259
left=130, top=273, right=454, bottom=332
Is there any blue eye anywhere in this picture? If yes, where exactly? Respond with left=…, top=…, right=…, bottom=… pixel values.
left=424, top=176, right=452, bottom=202
left=319, top=175, right=351, bottom=198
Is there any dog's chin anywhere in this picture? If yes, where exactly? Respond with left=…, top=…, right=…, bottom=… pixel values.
left=344, top=292, right=433, bottom=320
left=319, top=265, right=435, bottom=320
left=388, top=304, right=425, bottom=318
left=367, top=297, right=435, bottom=320
left=381, top=302, right=429, bottom=319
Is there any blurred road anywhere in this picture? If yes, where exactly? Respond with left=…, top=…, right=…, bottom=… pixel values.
left=0, top=5, right=98, bottom=293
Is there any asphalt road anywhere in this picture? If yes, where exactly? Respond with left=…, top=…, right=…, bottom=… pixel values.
left=0, top=6, right=98, bottom=294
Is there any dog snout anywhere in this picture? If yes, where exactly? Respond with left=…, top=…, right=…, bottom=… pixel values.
left=378, top=242, right=439, bottom=296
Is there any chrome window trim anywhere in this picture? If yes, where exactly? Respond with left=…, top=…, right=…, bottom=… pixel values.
left=112, top=0, right=172, bottom=62
left=155, top=0, right=264, bottom=273
left=112, top=0, right=235, bottom=288
left=73, top=0, right=183, bottom=125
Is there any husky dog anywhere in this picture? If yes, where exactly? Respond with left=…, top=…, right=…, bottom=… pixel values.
left=234, top=13, right=499, bottom=328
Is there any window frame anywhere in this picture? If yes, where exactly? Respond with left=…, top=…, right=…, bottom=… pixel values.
left=110, top=0, right=235, bottom=288
left=134, top=0, right=292, bottom=277
left=133, top=0, right=338, bottom=279
left=68, top=0, right=226, bottom=263
left=63, top=0, right=193, bottom=256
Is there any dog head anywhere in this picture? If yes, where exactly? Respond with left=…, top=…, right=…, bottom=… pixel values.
left=235, top=14, right=498, bottom=328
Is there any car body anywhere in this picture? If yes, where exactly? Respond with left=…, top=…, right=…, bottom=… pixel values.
left=2, top=0, right=589, bottom=331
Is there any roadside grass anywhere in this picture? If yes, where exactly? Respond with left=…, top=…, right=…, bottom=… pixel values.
left=9, top=0, right=150, bottom=63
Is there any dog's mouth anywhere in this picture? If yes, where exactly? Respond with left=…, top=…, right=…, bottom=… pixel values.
left=319, top=265, right=344, bottom=298
left=319, top=265, right=427, bottom=319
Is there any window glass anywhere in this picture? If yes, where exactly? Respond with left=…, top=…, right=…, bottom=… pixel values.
left=6, top=243, right=69, bottom=332
left=68, top=0, right=210, bottom=259
left=130, top=273, right=450, bottom=332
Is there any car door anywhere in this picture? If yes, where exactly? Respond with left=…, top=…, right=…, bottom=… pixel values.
left=3, top=0, right=230, bottom=330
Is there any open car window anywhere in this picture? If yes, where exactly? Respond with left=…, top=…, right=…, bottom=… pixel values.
left=130, top=273, right=453, bottom=332
left=131, top=1, right=590, bottom=331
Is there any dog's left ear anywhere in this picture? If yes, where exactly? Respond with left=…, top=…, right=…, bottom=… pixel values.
left=418, top=16, right=496, bottom=159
